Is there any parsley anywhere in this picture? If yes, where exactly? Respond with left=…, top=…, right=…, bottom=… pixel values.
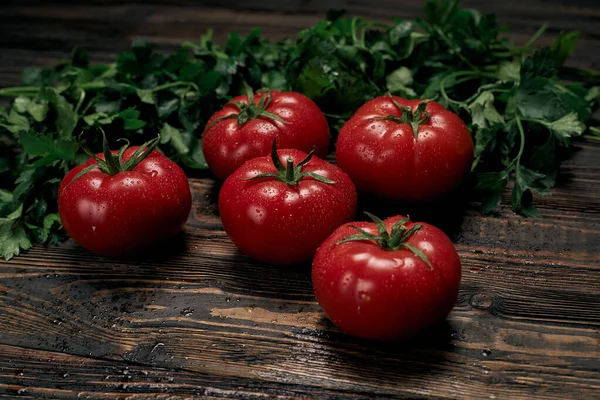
left=0, top=0, right=598, bottom=259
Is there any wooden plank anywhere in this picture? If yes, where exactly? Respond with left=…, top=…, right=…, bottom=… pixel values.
left=1, top=144, right=599, bottom=399
left=0, top=343, right=380, bottom=399
left=1, top=256, right=599, bottom=399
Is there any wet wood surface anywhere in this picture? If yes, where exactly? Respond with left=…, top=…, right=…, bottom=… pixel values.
left=1, top=1, right=599, bottom=399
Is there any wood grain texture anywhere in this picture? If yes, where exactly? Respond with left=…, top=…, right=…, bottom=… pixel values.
left=1, top=1, right=600, bottom=399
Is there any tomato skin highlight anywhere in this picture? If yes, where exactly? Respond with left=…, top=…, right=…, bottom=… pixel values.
left=312, top=216, right=462, bottom=341
left=218, top=149, right=357, bottom=266
left=58, top=147, right=192, bottom=257
left=336, top=96, right=474, bottom=201
left=202, top=90, right=330, bottom=180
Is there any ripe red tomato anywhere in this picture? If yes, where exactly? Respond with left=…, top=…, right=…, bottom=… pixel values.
left=312, top=214, right=462, bottom=341
left=58, top=138, right=192, bottom=257
left=219, top=142, right=357, bottom=266
left=202, top=90, right=330, bottom=180
left=336, top=96, right=473, bottom=201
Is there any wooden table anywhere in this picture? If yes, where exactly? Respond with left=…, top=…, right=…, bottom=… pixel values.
left=1, top=1, right=599, bottom=399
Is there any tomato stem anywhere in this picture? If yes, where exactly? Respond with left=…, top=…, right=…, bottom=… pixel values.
left=379, top=95, right=432, bottom=139
left=336, top=212, right=433, bottom=269
left=206, top=89, right=290, bottom=130
left=285, top=158, right=295, bottom=182
left=67, top=129, right=160, bottom=186
left=242, top=138, right=336, bottom=186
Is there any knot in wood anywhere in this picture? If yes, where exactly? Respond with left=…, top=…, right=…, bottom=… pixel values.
left=469, top=293, right=493, bottom=310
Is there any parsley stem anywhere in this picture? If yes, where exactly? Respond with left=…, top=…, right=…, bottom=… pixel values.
left=440, top=69, right=500, bottom=105
left=561, top=66, right=600, bottom=79
left=0, top=80, right=134, bottom=98
left=463, top=83, right=509, bottom=104
left=79, top=97, right=96, bottom=116
left=439, top=72, right=479, bottom=105
left=0, top=86, right=41, bottom=97
left=351, top=18, right=360, bottom=46
left=74, top=90, right=86, bottom=115
left=79, top=81, right=108, bottom=91
left=584, top=127, right=600, bottom=141
left=153, top=81, right=200, bottom=93
left=514, top=116, right=526, bottom=167
left=525, top=23, right=549, bottom=47
left=433, top=27, right=481, bottom=73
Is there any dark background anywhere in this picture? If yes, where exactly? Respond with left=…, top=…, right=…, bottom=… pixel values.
left=1, top=0, right=599, bottom=87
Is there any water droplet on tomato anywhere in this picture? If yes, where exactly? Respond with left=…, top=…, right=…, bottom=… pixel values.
left=359, top=292, right=371, bottom=302
left=92, top=226, right=96, bottom=232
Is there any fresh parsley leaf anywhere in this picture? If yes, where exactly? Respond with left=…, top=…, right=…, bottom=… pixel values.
left=511, top=165, right=552, bottom=217
left=94, top=95, right=122, bottom=114
left=469, top=91, right=504, bottom=129
left=551, top=31, right=580, bottom=67
left=156, top=92, right=180, bottom=119
left=160, top=123, right=189, bottom=156
left=262, top=70, right=288, bottom=91
left=496, top=61, right=520, bottom=82
left=137, top=89, right=155, bottom=104
left=39, top=88, right=78, bottom=139
left=0, top=220, right=32, bottom=260
left=542, top=112, right=585, bottom=141
left=0, top=190, right=13, bottom=217
left=19, top=131, right=77, bottom=164
left=514, top=77, right=574, bottom=121
left=181, top=137, right=208, bottom=170
left=386, top=67, right=417, bottom=97
left=6, top=109, right=30, bottom=132
left=586, top=86, right=600, bottom=103
left=119, top=108, right=147, bottom=130
left=520, top=48, right=556, bottom=80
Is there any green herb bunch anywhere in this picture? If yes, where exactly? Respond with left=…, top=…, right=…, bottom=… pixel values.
left=1, top=0, right=598, bottom=259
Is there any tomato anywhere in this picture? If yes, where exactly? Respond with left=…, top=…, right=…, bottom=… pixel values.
left=202, top=90, right=330, bottom=180
left=58, top=137, right=192, bottom=257
left=336, top=96, right=473, bottom=201
left=219, top=141, right=357, bottom=265
left=312, top=213, right=462, bottom=341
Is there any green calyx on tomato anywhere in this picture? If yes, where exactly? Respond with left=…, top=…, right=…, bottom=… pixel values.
left=70, top=130, right=160, bottom=185
left=244, top=139, right=336, bottom=186
left=337, top=211, right=433, bottom=269
left=379, top=95, right=431, bottom=139
left=208, top=89, right=289, bottom=129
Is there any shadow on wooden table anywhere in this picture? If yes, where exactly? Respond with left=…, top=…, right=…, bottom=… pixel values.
left=356, top=179, right=472, bottom=239
left=113, top=230, right=190, bottom=263
left=291, top=317, right=456, bottom=379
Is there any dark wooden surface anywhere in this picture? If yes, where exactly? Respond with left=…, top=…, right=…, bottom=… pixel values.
left=1, top=1, right=600, bottom=399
